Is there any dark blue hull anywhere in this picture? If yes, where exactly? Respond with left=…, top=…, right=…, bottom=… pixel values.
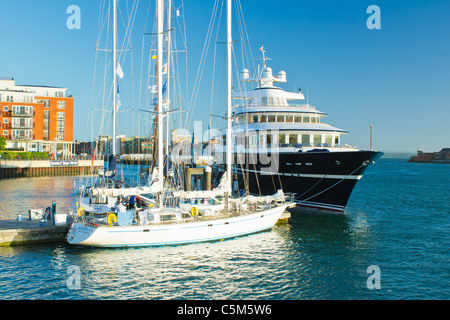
left=232, top=150, right=383, bottom=213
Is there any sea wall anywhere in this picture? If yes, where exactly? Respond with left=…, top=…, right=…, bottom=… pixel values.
left=0, top=159, right=104, bottom=178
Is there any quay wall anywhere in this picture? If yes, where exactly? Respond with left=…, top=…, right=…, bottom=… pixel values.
left=0, top=159, right=104, bottom=179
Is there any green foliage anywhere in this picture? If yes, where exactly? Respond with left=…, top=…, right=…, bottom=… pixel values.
left=0, top=151, right=49, bottom=160
left=0, top=136, right=6, bottom=151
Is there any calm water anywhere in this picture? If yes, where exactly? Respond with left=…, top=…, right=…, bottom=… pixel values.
left=0, top=158, right=448, bottom=300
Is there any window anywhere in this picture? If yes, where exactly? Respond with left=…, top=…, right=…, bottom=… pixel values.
left=294, top=115, right=302, bottom=122
left=311, top=117, right=317, bottom=123
left=247, top=115, right=253, bottom=123
left=276, top=115, right=284, bottom=122
left=334, top=136, right=339, bottom=145
left=285, top=115, right=293, bottom=122
left=3, top=130, right=8, bottom=136
left=261, top=97, right=268, bottom=105
left=252, top=115, right=259, bottom=123
left=324, top=135, right=332, bottom=145
left=268, top=115, right=276, bottom=122
left=289, top=134, right=298, bottom=144
left=278, top=134, right=285, bottom=144
left=43, top=110, right=49, bottom=140
left=57, top=101, right=65, bottom=109
left=3, top=118, right=8, bottom=123
left=3, top=106, right=8, bottom=112
left=301, top=134, right=310, bottom=145
left=313, top=134, right=322, bottom=145
left=303, top=116, right=310, bottom=123
left=260, top=115, right=267, bottom=122
left=266, top=133, right=272, bottom=145
left=57, top=112, right=65, bottom=140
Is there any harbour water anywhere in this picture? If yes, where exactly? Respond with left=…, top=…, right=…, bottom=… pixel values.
left=0, top=158, right=448, bottom=300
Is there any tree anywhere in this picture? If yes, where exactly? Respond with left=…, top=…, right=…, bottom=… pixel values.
left=0, top=136, right=6, bottom=152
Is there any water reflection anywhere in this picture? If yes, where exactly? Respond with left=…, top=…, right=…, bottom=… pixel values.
left=0, top=176, right=78, bottom=219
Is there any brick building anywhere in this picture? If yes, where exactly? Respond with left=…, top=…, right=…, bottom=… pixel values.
left=0, top=77, right=73, bottom=156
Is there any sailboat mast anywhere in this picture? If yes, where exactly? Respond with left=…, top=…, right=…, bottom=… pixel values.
left=112, top=0, right=117, bottom=156
left=157, top=0, right=164, bottom=196
left=226, top=0, right=232, bottom=194
left=165, top=0, right=172, bottom=172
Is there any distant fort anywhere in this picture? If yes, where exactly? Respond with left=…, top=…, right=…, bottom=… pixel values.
left=408, top=148, right=450, bottom=163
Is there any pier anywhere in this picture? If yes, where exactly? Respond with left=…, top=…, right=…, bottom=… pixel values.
left=0, top=219, right=71, bottom=246
left=0, top=159, right=104, bottom=178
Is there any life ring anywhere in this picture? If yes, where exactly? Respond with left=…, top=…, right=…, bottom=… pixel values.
left=190, top=206, right=199, bottom=216
left=77, top=207, right=85, bottom=217
left=107, top=213, right=117, bottom=226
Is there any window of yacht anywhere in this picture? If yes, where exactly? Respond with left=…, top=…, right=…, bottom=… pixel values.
left=311, top=117, right=317, bottom=123
left=267, top=97, right=275, bottom=105
left=325, top=135, right=332, bottom=145
left=301, top=134, right=310, bottom=145
left=260, top=114, right=267, bottom=122
left=252, top=115, right=259, bottom=123
left=294, top=115, right=302, bottom=123
left=289, top=134, right=298, bottom=144
left=304, top=116, right=310, bottom=123
left=334, top=136, right=339, bottom=145
left=285, top=115, right=293, bottom=122
left=313, top=134, right=321, bottom=145
left=278, top=134, right=286, bottom=144
left=267, top=133, right=272, bottom=145
left=276, top=115, right=284, bottom=122
left=248, top=115, right=253, bottom=123
left=261, top=97, right=268, bottom=105
left=268, top=115, right=276, bottom=122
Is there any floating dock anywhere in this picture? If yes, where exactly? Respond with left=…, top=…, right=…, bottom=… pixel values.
left=0, top=219, right=71, bottom=246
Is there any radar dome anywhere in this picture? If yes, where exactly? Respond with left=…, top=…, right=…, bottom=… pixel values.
left=240, top=68, right=250, bottom=80
left=277, top=70, right=286, bottom=81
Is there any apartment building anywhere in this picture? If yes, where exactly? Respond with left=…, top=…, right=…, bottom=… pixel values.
left=0, top=77, right=73, bottom=156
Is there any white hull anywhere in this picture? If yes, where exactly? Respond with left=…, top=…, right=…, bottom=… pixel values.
left=66, top=204, right=289, bottom=248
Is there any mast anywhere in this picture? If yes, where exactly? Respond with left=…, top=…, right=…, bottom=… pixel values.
left=165, top=0, right=171, bottom=173
left=112, top=0, right=117, bottom=156
left=226, top=0, right=232, bottom=194
left=157, top=0, right=164, bottom=204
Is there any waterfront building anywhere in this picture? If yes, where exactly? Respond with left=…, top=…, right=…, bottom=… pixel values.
left=0, top=77, right=74, bottom=156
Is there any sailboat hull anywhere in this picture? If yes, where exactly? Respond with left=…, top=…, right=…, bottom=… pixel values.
left=66, top=204, right=289, bottom=248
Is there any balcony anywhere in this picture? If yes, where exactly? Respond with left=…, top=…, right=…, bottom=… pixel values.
left=12, top=110, right=33, bottom=117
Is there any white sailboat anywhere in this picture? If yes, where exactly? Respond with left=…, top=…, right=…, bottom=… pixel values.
left=66, top=0, right=292, bottom=248
left=74, top=1, right=157, bottom=215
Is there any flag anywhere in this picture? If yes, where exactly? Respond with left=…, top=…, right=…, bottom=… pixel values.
left=162, top=80, right=167, bottom=94
left=116, top=84, right=121, bottom=111
left=116, top=62, right=124, bottom=79
left=90, top=146, right=96, bottom=167
left=161, top=63, right=167, bottom=74
left=151, top=97, right=158, bottom=106
left=149, top=85, right=158, bottom=93
left=259, top=45, right=264, bottom=51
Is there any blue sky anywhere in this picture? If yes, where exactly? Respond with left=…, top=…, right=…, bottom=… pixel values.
left=1, top=0, right=449, bottom=153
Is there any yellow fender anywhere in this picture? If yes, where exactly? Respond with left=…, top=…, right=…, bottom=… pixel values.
left=190, top=206, right=199, bottom=216
left=148, top=203, right=154, bottom=207
left=107, top=213, right=117, bottom=227
left=77, top=207, right=85, bottom=217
